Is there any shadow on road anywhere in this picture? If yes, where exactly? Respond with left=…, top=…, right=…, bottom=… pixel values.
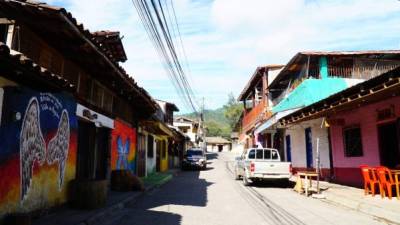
left=205, top=152, right=218, bottom=160
left=182, top=166, right=214, bottom=171
left=123, top=166, right=214, bottom=225
left=251, top=180, right=295, bottom=189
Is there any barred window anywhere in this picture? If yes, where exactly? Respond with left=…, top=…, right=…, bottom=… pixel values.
left=343, top=126, right=363, bottom=157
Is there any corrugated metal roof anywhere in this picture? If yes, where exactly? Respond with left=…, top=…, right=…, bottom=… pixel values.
left=268, top=50, right=400, bottom=90
left=299, top=50, right=400, bottom=56
left=279, top=67, right=400, bottom=125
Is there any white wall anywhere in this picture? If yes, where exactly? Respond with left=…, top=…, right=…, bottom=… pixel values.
left=173, top=121, right=197, bottom=143
left=207, top=144, right=230, bottom=152
left=146, top=134, right=157, bottom=175
left=284, top=118, right=330, bottom=169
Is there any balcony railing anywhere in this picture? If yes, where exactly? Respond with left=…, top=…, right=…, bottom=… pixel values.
left=242, top=100, right=267, bottom=132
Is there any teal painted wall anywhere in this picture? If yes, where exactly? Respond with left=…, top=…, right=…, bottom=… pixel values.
left=319, top=56, right=328, bottom=79
left=272, top=78, right=348, bottom=113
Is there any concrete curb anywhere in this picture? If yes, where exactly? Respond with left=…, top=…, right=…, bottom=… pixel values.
left=322, top=193, right=400, bottom=224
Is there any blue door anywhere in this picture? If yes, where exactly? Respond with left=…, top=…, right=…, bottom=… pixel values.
left=305, top=128, right=313, bottom=168
left=285, top=135, right=292, bottom=162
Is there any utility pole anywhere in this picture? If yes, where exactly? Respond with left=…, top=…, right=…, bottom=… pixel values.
left=199, top=97, right=206, bottom=151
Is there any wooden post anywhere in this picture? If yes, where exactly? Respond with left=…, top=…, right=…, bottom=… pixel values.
left=262, top=68, right=268, bottom=107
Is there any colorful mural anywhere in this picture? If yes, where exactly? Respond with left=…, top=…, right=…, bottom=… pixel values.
left=0, top=87, right=77, bottom=216
left=111, top=120, right=137, bottom=172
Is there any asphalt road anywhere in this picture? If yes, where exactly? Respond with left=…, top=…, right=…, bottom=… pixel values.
left=99, top=152, right=391, bottom=225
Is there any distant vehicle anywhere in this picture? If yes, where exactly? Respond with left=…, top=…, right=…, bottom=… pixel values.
left=234, top=148, right=292, bottom=186
left=182, top=148, right=207, bottom=170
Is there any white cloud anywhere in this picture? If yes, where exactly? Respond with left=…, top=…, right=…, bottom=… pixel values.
left=45, top=0, right=400, bottom=112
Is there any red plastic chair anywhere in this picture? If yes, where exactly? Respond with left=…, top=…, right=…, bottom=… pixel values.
left=376, top=166, right=396, bottom=199
left=360, top=165, right=381, bottom=197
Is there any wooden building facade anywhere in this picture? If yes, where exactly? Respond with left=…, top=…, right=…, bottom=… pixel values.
left=0, top=0, right=157, bottom=219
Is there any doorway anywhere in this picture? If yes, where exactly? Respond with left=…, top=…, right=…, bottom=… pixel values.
left=218, top=145, right=223, bottom=152
left=76, top=121, right=110, bottom=180
left=285, top=135, right=292, bottom=162
left=266, top=133, right=272, bottom=148
left=137, top=134, right=146, bottom=177
left=156, top=140, right=161, bottom=172
left=378, top=122, right=400, bottom=168
left=305, top=128, right=313, bottom=168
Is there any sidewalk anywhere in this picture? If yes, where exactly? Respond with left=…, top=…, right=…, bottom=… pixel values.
left=226, top=159, right=400, bottom=224
left=315, top=181, right=400, bottom=224
left=32, top=170, right=177, bottom=225
left=289, top=175, right=400, bottom=224
left=142, top=169, right=178, bottom=187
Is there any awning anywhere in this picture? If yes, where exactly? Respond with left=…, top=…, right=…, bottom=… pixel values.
left=141, top=121, right=174, bottom=137
left=254, top=108, right=300, bottom=134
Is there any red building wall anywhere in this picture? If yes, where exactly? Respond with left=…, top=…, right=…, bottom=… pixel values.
left=329, top=96, right=400, bottom=187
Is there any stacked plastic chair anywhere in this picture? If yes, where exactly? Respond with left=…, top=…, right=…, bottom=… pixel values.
left=360, top=165, right=382, bottom=197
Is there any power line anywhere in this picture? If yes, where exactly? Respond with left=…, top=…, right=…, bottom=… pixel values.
left=131, top=0, right=199, bottom=114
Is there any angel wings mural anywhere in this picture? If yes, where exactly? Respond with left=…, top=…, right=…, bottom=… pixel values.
left=19, top=97, right=71, bottom=201
left=19, top=98, right=46, bottom=201
left=46, top=110, right=70, bottom=190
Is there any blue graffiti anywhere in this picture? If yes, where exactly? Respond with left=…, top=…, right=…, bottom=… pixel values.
left=116, top=136, right=130, bottom=170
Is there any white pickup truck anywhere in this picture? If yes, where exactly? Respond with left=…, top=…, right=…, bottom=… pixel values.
left=234, top=148, right=292, bottom=186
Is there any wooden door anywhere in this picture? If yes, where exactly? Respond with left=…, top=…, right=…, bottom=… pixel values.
left=156, top=140, right=161, bottom=172
left=136, top=134, right=146, bottom=177
left=378, top=122, right=400, bottom=168
left=305, top=128, right=313, bottom=168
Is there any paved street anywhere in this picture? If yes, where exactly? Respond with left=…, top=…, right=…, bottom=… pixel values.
left=98, top=152, right=392, bottom=225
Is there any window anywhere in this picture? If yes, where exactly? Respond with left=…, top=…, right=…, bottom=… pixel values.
left=248, top=149, right=255, bottom=159
left=91, top=81, right=103, bottom=107
left=256, top=149, right=263, bottom=159
left=264, top=149, right=271, bottom=159
left=102, top=89, right=113, bottom=113
left=147, top=135, right=154, bottom=158
left=343, top=126, right=363, bottom=157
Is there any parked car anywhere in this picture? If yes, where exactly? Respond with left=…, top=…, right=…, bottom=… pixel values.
left=234, top=148, right=292, bottom=186
left=182, top=148, right=207, bottom=170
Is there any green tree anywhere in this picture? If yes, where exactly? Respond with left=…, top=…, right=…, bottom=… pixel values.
left=205, top=120, right=223, bottom=137
left=223, top=93, right=243, bottom=130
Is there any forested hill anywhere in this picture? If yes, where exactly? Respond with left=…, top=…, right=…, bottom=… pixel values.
left=179, top=108, right=231, bottom=138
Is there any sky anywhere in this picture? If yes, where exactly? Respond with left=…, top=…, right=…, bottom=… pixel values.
left=46, top=0, right=400, bottom=113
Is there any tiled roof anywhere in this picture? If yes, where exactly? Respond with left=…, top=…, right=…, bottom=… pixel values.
left=0, top=0, right=157, bottom=114
left=238, top=65, right=284, bottom=101
left=92, top=30, right=127, bottom=62
left=0, top=43, right=74, bottom=90
left=205, top=136, right=231, bottom=144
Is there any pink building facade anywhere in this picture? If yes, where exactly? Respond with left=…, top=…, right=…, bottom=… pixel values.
left=329, top=96, right=400, bottom=187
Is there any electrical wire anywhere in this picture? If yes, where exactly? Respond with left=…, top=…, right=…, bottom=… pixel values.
left=131, top=0, right=199, bottom=115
